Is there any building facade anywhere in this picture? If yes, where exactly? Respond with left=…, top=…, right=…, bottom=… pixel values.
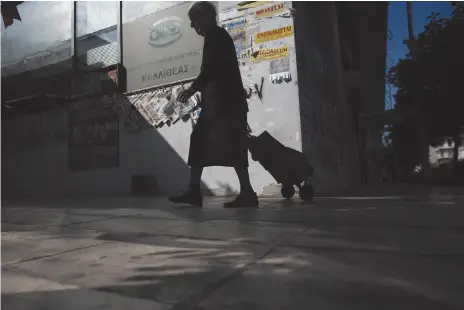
left=429, top=140, right=464, bottom=167
left=1, top=1, right=388, bottom=200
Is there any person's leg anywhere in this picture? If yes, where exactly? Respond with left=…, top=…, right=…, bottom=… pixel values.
left=169, top=165, right=203, bottom=207
left=224, top=166, right=258, bottom=208
left=189, top=165, right=204, bottom=191
left=234, top=166, right=253, bottom=193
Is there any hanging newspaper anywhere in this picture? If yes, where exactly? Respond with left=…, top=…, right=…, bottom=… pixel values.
left=124, top=83, right=200, bottom=129
left=135, top=91, right=160, bottom=126
left=153, top=91, right=172, bottom=126
left=149, top=91, right=168, bottom=126
left=172, top=85, right=198, bottom=119
left=163, top=88, right=181, bottom=123
left=113, top=93, right=147, bottom=132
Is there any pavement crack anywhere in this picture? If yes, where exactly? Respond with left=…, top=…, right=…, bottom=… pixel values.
left=169, top=229, right=300, bottom=310
left=170, top=244, right=277, bottom=310
left=1, top=214, right=142, bottom=230
left=62, top=214, right=142, bottom=227
left=1, top=242, right=108, bottom=267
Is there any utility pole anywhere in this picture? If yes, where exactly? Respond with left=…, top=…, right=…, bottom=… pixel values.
left=406, top=1, right=430, bottom=182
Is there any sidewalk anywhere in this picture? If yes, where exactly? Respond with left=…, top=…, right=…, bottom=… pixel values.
left=329, top=183, right=464, bottom=199
left=2, top=196, right=464, bottom=310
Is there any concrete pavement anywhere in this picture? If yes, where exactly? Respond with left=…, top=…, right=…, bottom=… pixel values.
left=2, top=196, right=464, bottom=309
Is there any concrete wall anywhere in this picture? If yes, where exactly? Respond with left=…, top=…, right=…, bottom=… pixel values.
left=2, top=106, right=206, bottom=199
left=341, top=2, right=388, bottom=184
left=2, top=1, right=301, bottom=199
left=293, top=2, right=355, bottom=194
left=293, top=1, right=388, bottom=192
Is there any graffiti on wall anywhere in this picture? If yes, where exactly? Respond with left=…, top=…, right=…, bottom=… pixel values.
left=68, top=97, right=119, bottom=171
left=4, top=110, right=68, bottom=152
left=242, top=74, right=265, bottom=102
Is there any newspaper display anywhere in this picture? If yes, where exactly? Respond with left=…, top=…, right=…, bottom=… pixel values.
left=123, top=84, right=201, bottom=129
left=150, top=93, right=170, bottom=125
left=172, top=85, right=198, bottom=119
left=144, top=91, right=163, bottom=125
left=163, top=89, right=181, bottom=123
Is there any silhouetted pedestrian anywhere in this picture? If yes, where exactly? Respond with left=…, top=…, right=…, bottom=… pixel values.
left=169, top=1, right=258, bottom=208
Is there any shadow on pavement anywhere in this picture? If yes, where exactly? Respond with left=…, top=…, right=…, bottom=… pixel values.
left=2, top=198, right=464, bottom=310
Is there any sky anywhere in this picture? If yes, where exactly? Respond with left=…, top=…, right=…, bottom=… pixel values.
left=385, top=1, right=454, bottom=109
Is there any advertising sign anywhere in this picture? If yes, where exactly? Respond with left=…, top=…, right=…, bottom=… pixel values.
left=251, top=46, right=289, bottom=62
left=237, top=1, right=271, bottom=10
left=255, top=25, right=294, bottom=44
left=123, top=2, right=217, bottom=91
left=255, top=3, right=285, bottom=19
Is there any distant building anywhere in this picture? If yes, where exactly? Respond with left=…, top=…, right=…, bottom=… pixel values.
left=429, top=138, right=464, bottom=167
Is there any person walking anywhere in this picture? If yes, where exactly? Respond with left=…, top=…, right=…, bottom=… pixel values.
left=169, top=1, right=258, bottom=208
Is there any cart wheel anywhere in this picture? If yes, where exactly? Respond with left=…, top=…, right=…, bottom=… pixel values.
left=299, top=185, right=314, bottom=201
left=281, top=185, right=295, bottom=199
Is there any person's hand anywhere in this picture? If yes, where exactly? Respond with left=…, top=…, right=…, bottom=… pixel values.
left=177, top=87, right=196, bottom=103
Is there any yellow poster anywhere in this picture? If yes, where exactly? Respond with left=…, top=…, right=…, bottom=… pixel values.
left=255, top=25, right=294, bottom=43
left=255, top=3, right=285, bottom=19
left=251, top=46, right=289, bottom=62
left=237, top=1, right=272, bottom=11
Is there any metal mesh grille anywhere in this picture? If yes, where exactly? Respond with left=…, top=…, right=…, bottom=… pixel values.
left=76, top=1, right=118, bottom=72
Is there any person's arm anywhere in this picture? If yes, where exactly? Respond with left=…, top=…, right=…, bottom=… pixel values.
left=178, top=28, right=229, bottom=103
left=178, top=33, right=216, bottom=103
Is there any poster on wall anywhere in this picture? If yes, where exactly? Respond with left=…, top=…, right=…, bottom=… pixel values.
left=251, top=46, right=289, bottom=62
left=123, top=2, right=218, bottom=91
left=255, top=3, right=285, bottom=19
left=222, top=17, right=247, bottom=56
left=269, top=57, right=292, bottom=84
left=236, top=1, right=272, bottom=11
left=255, top=25, right=293, bottom=44
left=69, top=98, right=119, bottom=171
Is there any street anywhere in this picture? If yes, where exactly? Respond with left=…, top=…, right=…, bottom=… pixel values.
left=2, top=195, right=464, bottom=310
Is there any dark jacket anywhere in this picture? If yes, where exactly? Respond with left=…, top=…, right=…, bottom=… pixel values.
left=187, top=26, right=249, bottom=168
left=191, top=25, right=248, bottom=116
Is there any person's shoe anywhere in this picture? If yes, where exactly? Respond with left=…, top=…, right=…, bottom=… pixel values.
left=169, top=189, right=203, bottom=207
left=223, top=191, right=259, bottom=208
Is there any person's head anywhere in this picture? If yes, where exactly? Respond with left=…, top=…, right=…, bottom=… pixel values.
left=188, top=1, right=217, bottom=36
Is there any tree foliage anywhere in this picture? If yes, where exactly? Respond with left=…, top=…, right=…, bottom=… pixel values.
left=387, top=5, right=464, bottom=175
